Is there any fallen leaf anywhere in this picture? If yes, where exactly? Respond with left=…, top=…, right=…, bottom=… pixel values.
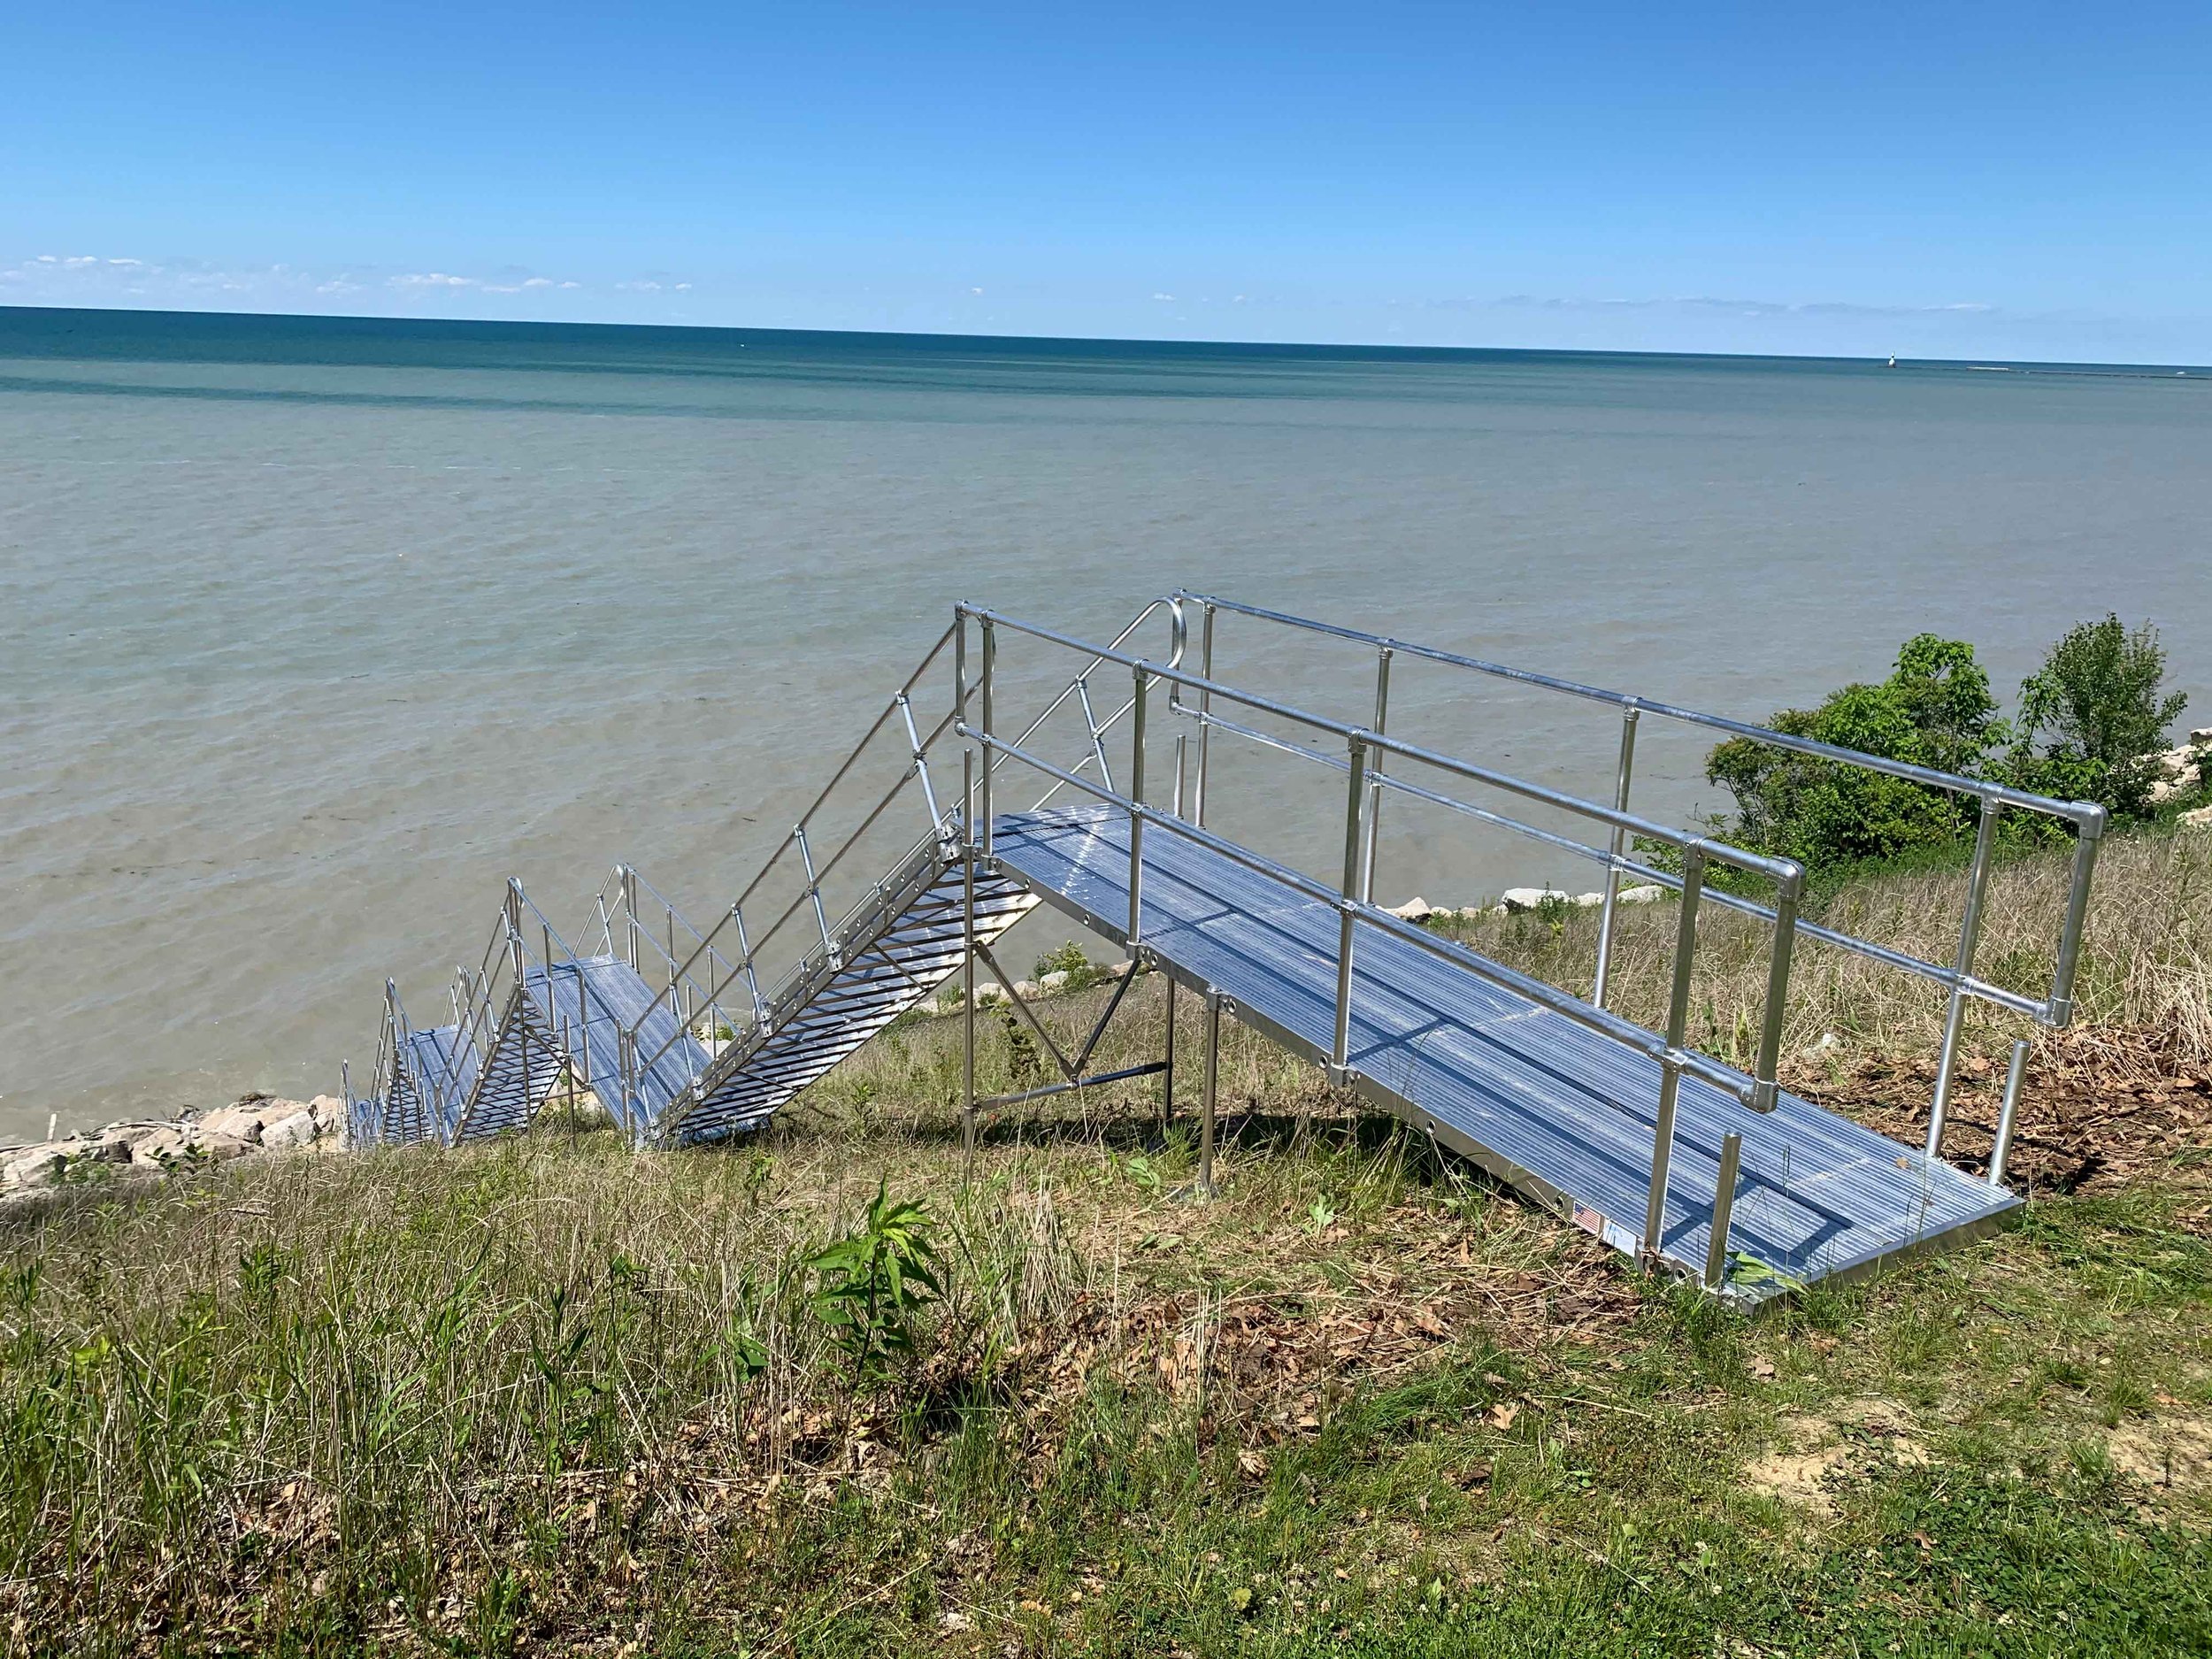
left=1750, top=1356, right=1777, bottom=1379
left=1487, top=1402, right=1521, bottom=1431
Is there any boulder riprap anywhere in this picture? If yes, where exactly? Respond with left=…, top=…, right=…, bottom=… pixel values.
left=0, top=1094, right=349, bottom=1197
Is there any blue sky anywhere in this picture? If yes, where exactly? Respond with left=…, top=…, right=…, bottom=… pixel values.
left=4, top=2, right=2207, bottom=360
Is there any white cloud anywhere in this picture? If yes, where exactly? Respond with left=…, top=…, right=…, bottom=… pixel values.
left=0, top=252, right=634, bottom=319
left=1150, top=292, right=1175, bottom=302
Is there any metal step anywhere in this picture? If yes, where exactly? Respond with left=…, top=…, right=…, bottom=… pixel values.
left=662, top=835, right=1036, bottom=1145
left=988, top=803, right=2020, bottom=1292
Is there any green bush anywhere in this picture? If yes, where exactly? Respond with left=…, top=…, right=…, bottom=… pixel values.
left=1702, top=634, right=1999, bottom=874
left=802, top=1182, right=944, bottom=1389
left=2004, top=614, right=2189, bottom=819
left=1033, top=940, right=1104, bottom=990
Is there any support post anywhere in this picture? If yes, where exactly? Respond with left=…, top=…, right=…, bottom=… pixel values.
left=1989, top=1036, right=2029, bottom=1187
left=1643, top=847, right=1705, bottom=1261
left=2049, top=809, right=2106, bottom=1025
left=962, top=749, right=978, bottom=1170
left=1702, top=1132, right=1742, bottom=1290
left=1592, top=707, right=1640, bottom=1010
left=1162, top=975, right=1177, bottom=1127
left=795, top=825, right=835, bottom=963
left=1360, top=647, right=1393, bottom=905
left=978, top=617, right=996, bottom=856
left=622, top=866, right=640, bottom=972
left=1750, top=869, right=1800, bottom=1113
left=1200, top=992, right=1223, bottom=1197
left=1127, top=664, right=1148, bottom=947
left=1193, top=602, right=1216, bottom=829
left=1331, top=736, right=1371, bottom=1078
left=1928, top=803, right=2001, bottom=1158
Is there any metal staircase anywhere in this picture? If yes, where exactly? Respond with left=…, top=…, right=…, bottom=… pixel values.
left=349, top=590, right=2108, bottom=1298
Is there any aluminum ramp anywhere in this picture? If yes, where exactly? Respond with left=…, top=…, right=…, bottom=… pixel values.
left=482, top=956, right=712, bottom=1142
left=988, top=803, right=2020, bottom=1289
left=660, top=835, right=1037, bottom=1145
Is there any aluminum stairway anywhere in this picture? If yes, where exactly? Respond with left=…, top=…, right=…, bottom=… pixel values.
left=348, top=592, right=2105, bottom=1299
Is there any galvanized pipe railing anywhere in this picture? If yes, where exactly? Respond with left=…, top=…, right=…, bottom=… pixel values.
left=956, top=694, right=1784, bottom=1117
left=1171, top=588, right=2108, bottom=1164
left=633, top=600, right=1184, bottom=1124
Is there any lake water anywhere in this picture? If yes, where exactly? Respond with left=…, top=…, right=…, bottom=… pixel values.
left=4, top=306, right=2208, bottom=1139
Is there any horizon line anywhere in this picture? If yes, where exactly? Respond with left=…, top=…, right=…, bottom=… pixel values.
left=3, top=299, right=2208, bottom=378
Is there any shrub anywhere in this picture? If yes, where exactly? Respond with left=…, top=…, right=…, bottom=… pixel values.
left=2005, top=615, right=2188, bottom=819
left=1033, top=940, right=1104, bottom=990
left=803, top=1182, right=944, bottom=1388
left=1702, top=634, right=2000, bottom=875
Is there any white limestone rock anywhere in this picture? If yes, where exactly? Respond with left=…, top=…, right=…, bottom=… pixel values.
left=197, top=1102, right=269, bottom=1143
left=1616, top=884, right=1665, bottom=905
left=2181, top=803, right=2212, bottom=832
left=1039, top=970, right=1071, bottom=993
left=131, top=1127, right=254, bottom=1169
left=1386, top=896, right=1436, bottom=923
left=3, top=1148, right=65, bottom=1189
left=260, top=1110, right=320, bottom=1151
left=1499, top=887, right=1570, bottom=911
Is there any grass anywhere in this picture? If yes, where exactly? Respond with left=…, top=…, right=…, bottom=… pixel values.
left=1427, top=823, right=2212, bottom=1069
left=4, top=832, right=2211, bottom=1655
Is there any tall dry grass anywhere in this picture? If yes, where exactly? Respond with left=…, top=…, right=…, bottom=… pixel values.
left=1431, top=826, right=2212, bottom=1069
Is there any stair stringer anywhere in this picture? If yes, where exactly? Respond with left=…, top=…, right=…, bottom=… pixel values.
left=450, top=981, right=571, bottom=1143
left=659, top=838, right=1035, bottom=1145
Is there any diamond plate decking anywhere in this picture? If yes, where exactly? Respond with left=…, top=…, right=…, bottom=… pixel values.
left=990, top=803, right=2018, bottom=1291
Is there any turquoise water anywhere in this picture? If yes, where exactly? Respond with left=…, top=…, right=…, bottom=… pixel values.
left=4, top=305, right=2208, bottom=1135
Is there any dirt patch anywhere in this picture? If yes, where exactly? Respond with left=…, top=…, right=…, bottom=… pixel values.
left=2108, top=1410, right=2212, bottom=1498
left=1789, top=1026, right=2212, bottom=1197
left=1744, top=1399, right=1928, bottom=1515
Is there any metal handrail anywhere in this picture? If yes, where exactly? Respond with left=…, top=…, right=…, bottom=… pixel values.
left=1166, top=589, right=2109, bottom=1164
left=1174, top=590, right=2102, bottom=825
left=960, top=606, right=1807, bottom=887
left=628, top=598, right=1187, bottom=1130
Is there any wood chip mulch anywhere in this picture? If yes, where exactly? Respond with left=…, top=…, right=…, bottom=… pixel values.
left=1787, top=1025, right=2212, bottom=1205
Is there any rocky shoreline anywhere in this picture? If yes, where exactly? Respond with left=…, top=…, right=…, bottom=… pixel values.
left=1, top=1093, right=349, bottom=1202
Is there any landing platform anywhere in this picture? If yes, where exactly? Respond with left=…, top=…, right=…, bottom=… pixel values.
left=990, top=805, right=2018, bottom=1293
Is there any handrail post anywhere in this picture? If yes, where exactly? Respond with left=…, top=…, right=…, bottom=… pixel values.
left=1592, top=707, right=1640, bottom=1010
left=979, top=616, right=996, bottom=856
left=1127, top=665, right=1148, bottom=946
left=1200, top=991, right=1224, bottom=1196
left=506, top=881, right=526, bottom=980
left=622, top=866, right=641, bottom=972
left=1702, top=1132, right=1742, bottom=1289
left=897, top=692, right=943, bottom=830
left=1928, top=803, right=2000, bottom=1159
left=1360, top=646, right=1393, bottom=905
left=795, top=825, right=836, bottom=964
left=1076, top=678, right=1117, bottom=794
left=1192, top=601, right=1216, bottom=829
left=1989, top=1036, right=2029, bottom=1187
left=962, top=748, right=979, bottom=1168
left=730, top=903, right=767, bottom=1025
left=1332, top=735, right=1370, bottom=1076
left=1643, top=845, right=1705, bottom=1261
left=1749, top=865, right=1801, bottom=1112
left=2048, top=807, right=2106, bottom=1025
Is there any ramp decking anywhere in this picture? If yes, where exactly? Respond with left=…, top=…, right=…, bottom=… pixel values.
left=990, top=804, right=2019, bottom=1288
